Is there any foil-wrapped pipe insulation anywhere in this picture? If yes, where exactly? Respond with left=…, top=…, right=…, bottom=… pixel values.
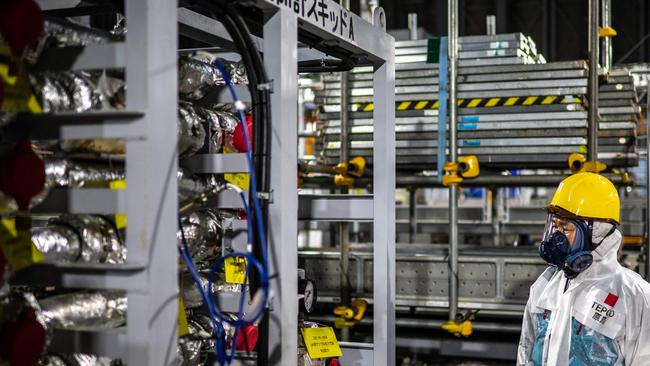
left=0, top=291, right=125, bottom=365
left=41, top=353, right=122, bottom=366
left=30, top=72, right=103, bottom=113
left=29, top=71, right=126, bottom=113
left=43, top=158, right=124, bottom=188
left=177, top=321, right=205, bottom=366
left=40, top=18, right=117, bottom=47
left=39, top=291, right=126, bottom=330
left=178, top=168, right=209, bottom=204
left=178, top=57, right=248, bottom=101
left=2, top=159, right=124, bottom=211
left=178, top=104, right=207, bottom=158
left=183, top=313, right=257, bottom=355
left=31, top=214, right=126, bottom=264
left=180, top=272, right=244, bottom=309
left=178, top=209, right=222, bottom=263
left=59, top=139, right=126, bottom=155
left=30, top=224, right=81, bottom=263
left=218, top=111, right=240, bottom=153
left=26, top=17, right=121, bottom=62
left=195, top=107, right=224, bottom=154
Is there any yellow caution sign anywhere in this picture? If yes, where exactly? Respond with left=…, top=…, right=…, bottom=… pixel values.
left=224, top=257, right=248, bottom=284
left=301, top=327, right=343, bottom=359
left=223, top=147, right=250, bottom=190
left=178, top=297, right=190, bottom=337
left=0, top=218, right=44, bottom=271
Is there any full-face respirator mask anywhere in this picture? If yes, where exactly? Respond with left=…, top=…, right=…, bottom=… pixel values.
left=538, top=213, right=614, bottom=278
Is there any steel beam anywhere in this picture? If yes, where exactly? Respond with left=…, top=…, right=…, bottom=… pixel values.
left=264, top=8, right=299, bottom=366
left=448, top=0, right=459, bottom=323
left=588, top=0, right=600, bottom=162
left=372, top=18, right=396, bottom=365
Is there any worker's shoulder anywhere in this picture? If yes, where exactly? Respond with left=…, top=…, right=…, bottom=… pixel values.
left=530, top=266, right=558, bottom=290
left=617, top=267, right=650, bottom=304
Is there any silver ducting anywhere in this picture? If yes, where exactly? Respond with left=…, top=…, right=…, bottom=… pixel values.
left=44, top=158, right=125, bottom=188
left=177, top=322, right=204, bottom=366
left=195, top=107, right=224, bottom=153
left=30, top=72, right=101, bottom=113
left=30, top=71, right=125, bottom=114
left=217, top=111, right=239, bottom=152
left=178, top=57, right=248, bottom=101
left=41, top=353, right=121, bottom=366
left=0, top=159, right=125, bottom=212
left=60, top=139, right=126, bottom=155
left=181, top=272, right=210, bottom=308
left=178, top=169, right=209, bottom=204
left=178, top=104, right=207, bottom=157
left=39, top=291, right=126, bottom=331
left=41, top=19, right=116, bottom=47
left=181, top=271, right=243, bottom=309
left=179, top=209, right=222, bottom=262
left=32, top=214, right=126, bottom=264
left=31, top=225, right=81, bottom=263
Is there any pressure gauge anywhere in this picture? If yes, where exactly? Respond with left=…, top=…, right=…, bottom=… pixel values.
left=298, top=278, right=317, bottom=314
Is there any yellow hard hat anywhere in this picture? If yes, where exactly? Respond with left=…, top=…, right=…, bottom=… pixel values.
left=549, top=172, right=620, bottom=224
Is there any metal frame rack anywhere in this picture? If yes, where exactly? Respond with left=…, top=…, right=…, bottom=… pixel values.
left=13, top=0, right=178, bottom=365
left=251, top=2, right=396, bottom=365
left=14, top=1, right=396, bottom=365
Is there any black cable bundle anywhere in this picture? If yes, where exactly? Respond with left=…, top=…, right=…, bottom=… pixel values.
left=187, top=0, right=272, bottom=362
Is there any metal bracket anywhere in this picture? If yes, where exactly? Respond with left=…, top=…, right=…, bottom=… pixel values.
left=257, top=190, right=273, bottom=202
left=257, top=81, right=274, bottom=93
left=372, top=7, right=386, bottom=31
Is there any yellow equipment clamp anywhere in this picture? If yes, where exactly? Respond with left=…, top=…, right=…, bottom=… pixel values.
left=442, top=155, right=480, bottom=187
left=441, top=310, right=478, bottom=338
left=334, top=156, right=366, bottom=187
left=333, top=299, right=368, bottom=328
left=568, top=153, right=607, bottom=174
left=599, top=26, right=617, bottom=38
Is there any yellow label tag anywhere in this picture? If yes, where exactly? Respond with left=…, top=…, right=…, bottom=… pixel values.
left=224, top=173, right=250, bottom=190
left=109, top=180, right=127, bottom=229
left=0, top=218, right=44, bottom=271
left=301, top=327, right=343, bottom=359
left=224, top=257, right=247, bottom=284
left=109, top=180, right=126, bottom=189
left=0, top=63, right=17, bottom=86
left=178, top=297, right=190, bottom=337
left=0, top=65, right=41, bottom=114
left=222, top=147, right=250, bottom=190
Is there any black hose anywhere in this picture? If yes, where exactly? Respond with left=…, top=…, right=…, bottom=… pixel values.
left=189, top=1, right=272, bottom=362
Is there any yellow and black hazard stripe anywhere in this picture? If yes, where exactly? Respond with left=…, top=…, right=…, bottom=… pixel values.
left=351, top=95, right=585, bottom=112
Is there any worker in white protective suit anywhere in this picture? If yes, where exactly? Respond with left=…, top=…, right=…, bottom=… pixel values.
left=517, top=172, right=650, bottom=366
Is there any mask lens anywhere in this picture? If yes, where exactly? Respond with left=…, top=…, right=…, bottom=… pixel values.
left=543, top=214, right=576, bottom=242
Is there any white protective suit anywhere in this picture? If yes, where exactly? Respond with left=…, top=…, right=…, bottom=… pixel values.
left=517, top=223, right=650, bottom=366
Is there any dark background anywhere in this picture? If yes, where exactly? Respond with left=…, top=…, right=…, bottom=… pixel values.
left=381, top=0, right=650, bottom=64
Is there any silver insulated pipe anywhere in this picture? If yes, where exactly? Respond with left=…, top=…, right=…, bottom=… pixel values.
left=39, top=291, right=127, bottom=330
left=32, top=214, right=126, bottom=264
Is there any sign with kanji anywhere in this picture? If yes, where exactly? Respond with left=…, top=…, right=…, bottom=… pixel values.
left=265, top=0, right=356, bottom=43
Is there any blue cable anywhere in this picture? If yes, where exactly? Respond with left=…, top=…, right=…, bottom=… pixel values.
left=210, top=58, right=270, bottom=320
left=178, top=217, right=227, bottom=366
left=212, top=58, right=269, bottom=271
left=179, top=58, right=270, bottom=364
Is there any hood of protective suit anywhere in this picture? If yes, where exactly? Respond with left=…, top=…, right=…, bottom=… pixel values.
left=578, top=221, right=621, bottom=281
